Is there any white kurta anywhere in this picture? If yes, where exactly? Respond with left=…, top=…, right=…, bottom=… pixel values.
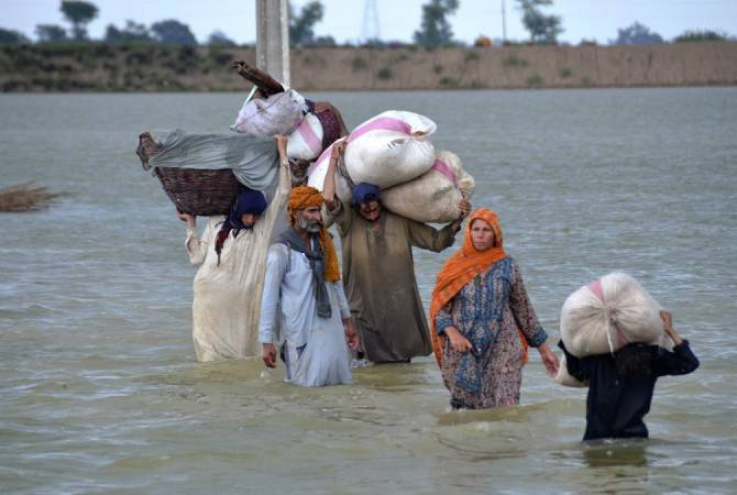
left=259, top=241, right=353, bottom=387
left=185, top=164, right=290, bottom=362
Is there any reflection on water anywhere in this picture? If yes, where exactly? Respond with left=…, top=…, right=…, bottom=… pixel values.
left=1, top=88, right=736, bottom=494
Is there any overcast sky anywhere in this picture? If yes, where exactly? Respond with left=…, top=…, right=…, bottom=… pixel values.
left=4, top=0, right=736, bottom=45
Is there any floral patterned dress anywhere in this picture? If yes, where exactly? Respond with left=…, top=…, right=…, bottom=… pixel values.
left=435, top=257, right=548, bottom=409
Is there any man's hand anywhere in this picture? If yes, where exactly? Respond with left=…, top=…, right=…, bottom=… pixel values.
left=343, top=318, right=359, bottom=351
left=331, top=139, right=347, bottom=158
left=262, top=343, right=278, bottom=368
left=444, top=326, right=473, bottom=353
left=458, top=197, right=471, bottom=219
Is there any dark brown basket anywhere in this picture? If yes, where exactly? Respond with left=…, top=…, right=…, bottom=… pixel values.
left=154, top=167, right=242, bottom=216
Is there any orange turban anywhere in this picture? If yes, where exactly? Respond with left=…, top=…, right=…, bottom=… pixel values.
left=287, top=186, right=340, bottom=283
left=429, top=208, right=528, bottom=370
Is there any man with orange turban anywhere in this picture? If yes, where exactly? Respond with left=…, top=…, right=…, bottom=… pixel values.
left=258, top=186, right=358, bottom=386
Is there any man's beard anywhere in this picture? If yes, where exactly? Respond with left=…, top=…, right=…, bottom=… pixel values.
left=298, top=217, right=322, bottom=233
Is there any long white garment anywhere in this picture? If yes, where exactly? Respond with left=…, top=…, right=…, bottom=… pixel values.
left=259, top=242, right=353, bottom=387
left=185, top=164, right=290, bottom=362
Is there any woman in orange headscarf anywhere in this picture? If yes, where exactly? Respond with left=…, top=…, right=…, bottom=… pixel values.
left=430, top=209, right=559, bottom=409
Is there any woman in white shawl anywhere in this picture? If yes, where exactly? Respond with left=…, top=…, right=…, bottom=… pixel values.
left=177, top=136, right=291, bottom=362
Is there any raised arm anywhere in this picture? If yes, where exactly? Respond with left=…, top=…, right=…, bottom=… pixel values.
left=322, top=139, right=346, bottom=211
left=653, top=311, right=700, bottom=377
left=259, top=135, right=292, bottom=231
left=179, top=212, right=211, bottom=265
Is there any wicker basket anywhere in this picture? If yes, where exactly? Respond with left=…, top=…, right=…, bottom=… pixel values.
left=154, top=167, right=242, bottom=216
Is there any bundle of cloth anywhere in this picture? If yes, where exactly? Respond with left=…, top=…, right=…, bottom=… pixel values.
left=230, top=61, right=343, bottom=162
left=141, top=129, right=279, bottom=193
left=555, top=272, right=671, bottom=387
left=307, top=110, right=475, bottom=223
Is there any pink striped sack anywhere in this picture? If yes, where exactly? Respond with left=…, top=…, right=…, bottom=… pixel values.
left=381, top=150, right=475, bottom=223
left=287, top=113, right=324, bottom=160
left=560, top=272, right=669, bottom=358
left=307, top=110, right=437, bottom=198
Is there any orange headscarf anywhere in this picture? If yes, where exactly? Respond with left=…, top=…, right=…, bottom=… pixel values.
left=429, top=208, right=529, bottom=368
left=286, top=186, right=340, bottom=283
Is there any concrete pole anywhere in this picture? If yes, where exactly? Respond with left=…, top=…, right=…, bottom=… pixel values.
left=256, top=0, right=290, bottom=86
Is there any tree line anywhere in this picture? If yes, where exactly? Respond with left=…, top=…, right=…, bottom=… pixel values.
left=0, top=0, right=733, bottom=47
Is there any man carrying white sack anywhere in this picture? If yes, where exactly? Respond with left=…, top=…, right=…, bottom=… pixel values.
left=258, top=186, right=359, bottom=387
left=322, top=141, right=471, bottom=363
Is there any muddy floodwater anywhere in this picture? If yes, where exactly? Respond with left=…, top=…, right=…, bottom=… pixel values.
left=1, top=88, right=736, bottom=494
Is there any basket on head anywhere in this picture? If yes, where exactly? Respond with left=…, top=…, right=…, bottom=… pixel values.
left=154, top=167, right=242, bottom=216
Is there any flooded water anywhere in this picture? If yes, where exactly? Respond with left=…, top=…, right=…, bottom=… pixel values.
left=1, top=88, right=736, bottom=494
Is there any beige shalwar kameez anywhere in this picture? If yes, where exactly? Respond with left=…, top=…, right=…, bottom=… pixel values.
left=185, top=163, right=290, bottom=362
left=329, top=202, right=458, bottom=362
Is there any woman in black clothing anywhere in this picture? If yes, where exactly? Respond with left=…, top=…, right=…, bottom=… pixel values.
left=559, top=310, right=699, bottom=441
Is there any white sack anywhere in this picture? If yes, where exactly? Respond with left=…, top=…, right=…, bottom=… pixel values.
left=307, top=110, right=437, bottom=195
left=560, top=272, right=666, bottom=358
left=380, top=150, right=475, bottom=223
left=231, top=89, right=307, bottom=137
left=287, top=112, right=324, bottom=161
left=554, top=353, right=588, bottom=388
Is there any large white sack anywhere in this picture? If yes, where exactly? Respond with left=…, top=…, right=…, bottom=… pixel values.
left=231, top=89, right=307, bottom=136
left=380, top=150, right=475, bottom=223
left=560, top=272, right=666, bottom=358
left=307, top=110, right=437, bottom=194
left=287, top=112, right=324, bottom=161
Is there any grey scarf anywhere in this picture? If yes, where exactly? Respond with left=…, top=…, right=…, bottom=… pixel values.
left=277, top=228, right=332, bottom=318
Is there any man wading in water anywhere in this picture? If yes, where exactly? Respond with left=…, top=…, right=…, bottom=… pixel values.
left=322, top=141, right=470, bottom=363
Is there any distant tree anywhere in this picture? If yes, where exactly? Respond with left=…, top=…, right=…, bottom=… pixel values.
left=208, top=30, right=237, bottom=47
left=36, top=24, right=68, bottom=42
left=312, top=35, right=336, bottom=46
left=516, top=0, right=563, bottom=44
left=612, top=22, right=663, bottom=45
left=413, top=0, right=460, bottom=48
left=674, top=30, right=728, bottom=43
left=60, top=0, right=99, bottom=40
left=151, top=19, right=198, bottom=45
left=289, top=1, right=324, bottom=46
left=0, top=28, right=30, bottom=45
left=105, top=21, right=153, bottom=43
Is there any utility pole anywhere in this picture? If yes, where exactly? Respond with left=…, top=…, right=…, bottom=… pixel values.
left=501, top=0, right=507, bottom=44
left=256, top=0, right=290, bottom=86
left=361, top=0, right=381, bottom=45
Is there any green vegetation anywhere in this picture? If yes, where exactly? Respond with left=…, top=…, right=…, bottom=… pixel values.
left=559, top=67, right=572, bottom=78
left=613, top=22, right=663, bottom=45
left=439, top=76, right=458, bottom=87
left=377, top=66, right=393, bottom=80
left=674, top=30, right=729, bottom=43
left=60, top=1, right=98, bottom=40
left=526, top=72, right=543, bottom=86
left=517, top=0, right=563, bottom=44
left=414, top=0, right=459, bottom=48
left=465, top=51, right=481, bottom=63
left=502, top=54, right=528, bottom=67
left=289, top=1, right=324, bottom=46
left=352, top=56, right=368, bottom=71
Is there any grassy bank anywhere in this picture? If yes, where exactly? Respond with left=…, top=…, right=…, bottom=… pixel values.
left=1, top=42, right=736, bottom=92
